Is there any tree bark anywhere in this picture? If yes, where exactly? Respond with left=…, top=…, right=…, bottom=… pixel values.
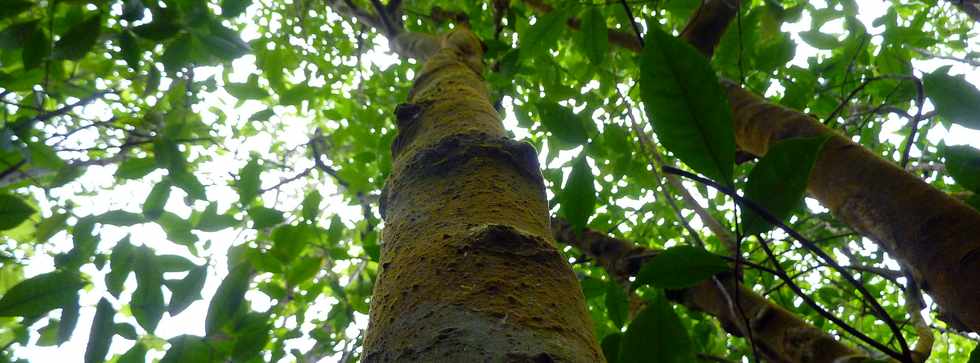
left=365, top=29, right=603, bottom=362
left=551, top=219, right=870, bottom=363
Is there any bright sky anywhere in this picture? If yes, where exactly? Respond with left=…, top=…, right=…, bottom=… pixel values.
left=9, top=0, right=980, bottom=361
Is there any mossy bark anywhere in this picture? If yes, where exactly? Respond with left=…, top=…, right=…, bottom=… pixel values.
left=725, top=84, right=980, bottom=332
left=364, top=29, right=603, bottom=362
left=551, top=218, right=868, bottom=363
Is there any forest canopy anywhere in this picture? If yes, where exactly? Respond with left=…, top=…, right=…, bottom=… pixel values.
left=1, top=0, right=980, bottom=362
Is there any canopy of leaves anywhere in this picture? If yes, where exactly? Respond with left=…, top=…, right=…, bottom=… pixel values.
left=1, top=0, right=978, bottom=361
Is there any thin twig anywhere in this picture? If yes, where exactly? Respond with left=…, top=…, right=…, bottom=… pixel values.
left=619, top=0, right=644, bottom=47
left=663, top=166, right=913, bottom=363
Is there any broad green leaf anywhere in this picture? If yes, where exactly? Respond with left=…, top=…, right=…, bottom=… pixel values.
left=0, top=271, right=84, bottom=317
left=194, top=203, right=239, bottom=232
left=119, top=30, right=140, bottom=71
left=22, top=26, right=48, bottom=70
left=519, top=9, right=569, bottom=60
left=924, top=66, right=980, bottom=130
left=121, top=0, right=144, bottom=22
left=635, top=246, right=729, bottom=289
left=559, top=156, right=595, bottom=232
left=578, top=7, right=608, bottom=66
left=231, top=312, right=271, bottom=361
left=221, top=0, right=252, bottom=18
left=118, top=342, right=147, bottom=363
left=57, top=294, right=79, bottom=344
left=301, top=190, right=322, bottom=221
left=132, top=246, right=165, bottom=333
left=96, top=211, right=146, bottom=226
left=35, top=212, right=69, bottom=243
left=156, top=255, right=197, bottom=272
left=238, top=158, right=261, bottom=205
left=37, top=319, right=59, bottom=346
left=205, top=263, right=251, bottom=334
left=945, top=145, right=980, bottom=192
left=157, top=212, right=199, bottom=247
left=639, top=25, right=735, bottom=185
left=279, top=85, right=317, bottom=106
left=84, top=298, right=114, bottom=363
left=742, top=135, right=830, bottom=235
left=601, top=333, right=622, bottom=363
left=536, top=101, right=589, bottom=147
left=53, top=15, right=102, bottom=60
left=0, top=194, right=35, bottom=230
left=201, top=23, right=250, bottom=60
left=968, top=344, right=979, bottom=363
left=168, top=265, right=207, bottom=316
left=605, top=282, right=629, bottom=329
left=0, top=1, right=32, bottom=20
left=285, top=256, right=321, bottom=285
left=248, top=206, right=284, bottom=229
left=170, top=169, right=207, bottom=200
left=620, top=293, right=696, bottom=363
left=114, top=323, right=138, bottom=340
left=798, top=30, right=840, bottom=49
left=106, top=237, right=134, bottom=298
left=133, top=17, right=181, bottom=41
left=271, top=224, right=309, bottom=264
left=142, top=181, right=171, bottom=220
left=26, top=141, right=64, bottom=169
left=161, top=335, right=216, bottom=363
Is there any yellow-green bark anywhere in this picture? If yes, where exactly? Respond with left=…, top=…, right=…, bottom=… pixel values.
left=364, top=29, right=603, bottom=361
left=725, top=84, right=980, bottom=332
left=551, top=219, right=869, bottom=363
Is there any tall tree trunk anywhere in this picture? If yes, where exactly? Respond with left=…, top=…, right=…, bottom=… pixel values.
left=551, top=219, right=869, bottom=363
left=364, top=29, right=603, bottom=362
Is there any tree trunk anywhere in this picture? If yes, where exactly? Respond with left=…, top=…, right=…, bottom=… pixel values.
left=551, top=219, right=869, bottom=363
left=724, top=84, right=980, bottom=333
left=364, top=29, right=603, bottom=362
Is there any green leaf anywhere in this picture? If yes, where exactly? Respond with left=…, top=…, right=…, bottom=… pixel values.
left=0, top=1, right=32, bottom=20
left=115, top=157, right=157, bottom=179
left=170, top=169, right=207, bottom=200
left=200, top=23, right=250, bottom=61
left=946, top=145, right=980, bottom=192
left=121, top=0, right=145, bottom=22
left=36, top=319, right=59, bottom=346
left=194, top=203, right=239, bottom=232
left=26, top=141, right=63, bottom=169
left=559, top=156, right=595, bottom=232
left=206, top=263, right=251, bottom=334
left=742, top=135, right=830, bottom=235
left=144, top=67, right=162, bottom=96
left=924, top=66, right=980, bottom=130
left=57, top=294, right=79, bottom=344
left=271, top=224, right=309, bottom=264
left=168, top=264, right=206, bottom=316
left=96, top=210, right=146, bottom=226
left=798, top=30, right=840, bottom=49
left=238, top=158, right=261, bottom=205
left=535, top=101, right=589, bottom=147
left=35, top=212, right=69, bottom=243
left=605, top=282, right=629, bottom=329
left=231, top=312, right=270, bottom=361
left=301, top=190, right=322, bottom=221
left=84, top=298, right=115, bottom=363
left=635, top=246, right=729, bottom=289
left=142, top=181, right=171, bottom=220
left=600, top=333, right=622, bottom=363
left=577, top=7, right=608, bottom=66
left=620, top=293, right=696, bottom=363
left=119, top=30, right=140, bottom=71
left=161, top=335, right=216, bottom=363
left=248, top=206, right=284, bottom=229
left=157, top=212, right=199, bottom=247
left=53, top=15, right=102, bottom=60
left=118, top=342, right=148, bottom=363
left=520, top=9, right=569, bottom=60
left=0, top=194, right=35, bottom=231
left=114, top=323, right=139, bottom=340
left=22, top=26, right=48, bottom=70
left=106, top=237, right=134, bottom=298
left=132, top=246, right=164, bottom=333
left=286, top=256, right=321, bottom=285
left=968, top=343, right=979, bottom=363
left=0, top=271, right=85, bottom=317
left=133, top=17, right=181, bottom=41
left=221, top=0, right=252, bottom=18
left=639, top=25, right=735, bottom=185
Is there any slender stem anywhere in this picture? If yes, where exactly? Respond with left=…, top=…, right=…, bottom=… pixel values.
left=619, top=0, right=644, bottom=47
